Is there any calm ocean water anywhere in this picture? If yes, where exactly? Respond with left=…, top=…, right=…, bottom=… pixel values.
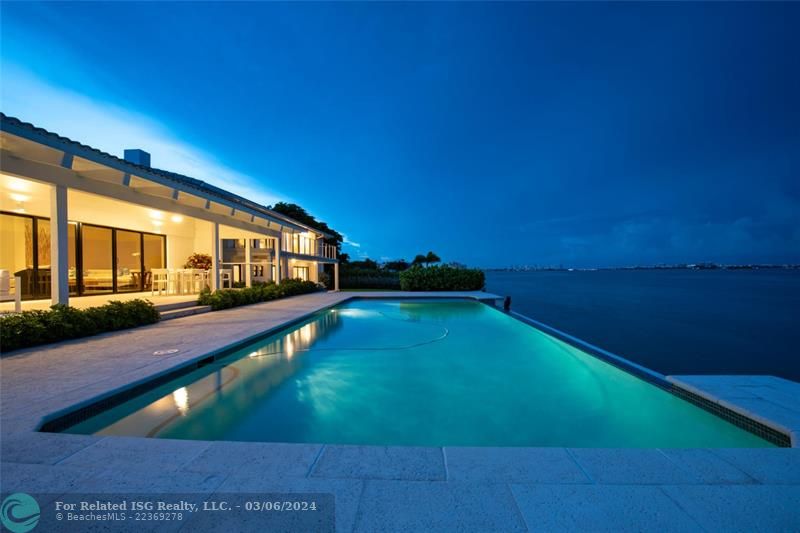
left=485, top=270, right=800, bottom=382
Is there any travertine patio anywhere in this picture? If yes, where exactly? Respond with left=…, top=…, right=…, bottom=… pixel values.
left=1, top=291, right=798, bottom=531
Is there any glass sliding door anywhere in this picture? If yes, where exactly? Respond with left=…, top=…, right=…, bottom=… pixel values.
left=2, top=213, right=168, bottom=299
left=35, top=220, right=51, bottom=298
left=116, top=230, right=142, bottom=292
left=81, top=225, right=113, bottom=295
left=68, top=222, right=78, bottom=296
left=142, top=233, right=165, bottom=291
left=0, top=213, right=34, bottom=299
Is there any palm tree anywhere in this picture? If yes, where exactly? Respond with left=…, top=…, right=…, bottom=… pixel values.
left=425, top=251, right=441, bottom=266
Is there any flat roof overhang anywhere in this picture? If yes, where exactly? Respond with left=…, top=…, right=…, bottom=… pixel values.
left=0, top=127, right=296, bottom=237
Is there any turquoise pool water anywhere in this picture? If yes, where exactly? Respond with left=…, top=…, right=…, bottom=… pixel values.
left=65, top=299, right=773, bottom=447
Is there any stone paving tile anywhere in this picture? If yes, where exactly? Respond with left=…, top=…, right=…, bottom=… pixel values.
left=0, top=431, right=101, bottom=465
left=77, top=467, right=227, bottom=493
left=743, top=385, right=800, bottom=412
left=216, top=475, right=364, bottom=532
left=510, top=484, right=702, bottom=532
left=658, top=448, right=758, bottom=484
left=718, top=397, right=800, bottom=435
left=0, top=461, right=99, bottom=493
left=182, top=441, right=322, bottom=477
left=354, top=480, right=527, bottom=532
left=56, top=436, right=212, bottom=472
left=178, top=502, right=335, bottom=533
left=444, top=446, right=591, bottom=484
left=311, top=445, right=447, bottom=481
left=567, top=448, right=700, bottom=485
left=661, top=485, right=800, bottom=532
left=711, top=448, right=800, bottom=484
left=669, top=374, right=800, bottom=445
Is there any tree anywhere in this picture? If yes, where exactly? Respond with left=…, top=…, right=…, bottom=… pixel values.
left=338, top=253, right=350, bottom=264
left=425, top=251, right=441, bottom=266
left=384, top=259, right=410, bottom=271
left=412, top=254, right=427, bottom=266
left=350, top=258, right=378, bottom=270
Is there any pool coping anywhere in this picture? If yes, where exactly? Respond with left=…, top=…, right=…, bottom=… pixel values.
left=31, top=293, right=795, bottom=448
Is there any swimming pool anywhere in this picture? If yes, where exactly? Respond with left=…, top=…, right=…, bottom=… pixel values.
left=63, top=299, right=773, bottom=447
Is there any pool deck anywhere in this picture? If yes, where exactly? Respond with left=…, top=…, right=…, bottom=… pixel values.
left=1, top=291, right=799, bottom=531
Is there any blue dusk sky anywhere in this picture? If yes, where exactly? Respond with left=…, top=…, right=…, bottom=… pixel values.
left=1, top=2, right=798, bottom=268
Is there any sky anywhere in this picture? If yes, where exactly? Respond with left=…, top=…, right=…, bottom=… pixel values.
left=1, top=2, right=798, bottom=268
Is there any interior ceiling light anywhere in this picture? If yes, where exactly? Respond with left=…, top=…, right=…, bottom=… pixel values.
left=171, top=214, right=183, bottom=223
left=9, top=193, right=30, bottom=202
left=6, top=179, right=29, bottom=192
left=149, top=210, right=164, bottom=220
left=151, top=219, right=163, bottom=227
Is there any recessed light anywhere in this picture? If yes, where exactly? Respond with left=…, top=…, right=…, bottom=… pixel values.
left=171, top=215, right=183, bottom=223
left=9, top=193, right=30, bottom=202
left=152, top=220, right=163, bottom=226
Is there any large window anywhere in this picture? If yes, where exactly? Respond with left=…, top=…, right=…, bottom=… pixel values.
left=1, top=212, right=166, bottom=300
left=292, top=266, right=309, bottom=281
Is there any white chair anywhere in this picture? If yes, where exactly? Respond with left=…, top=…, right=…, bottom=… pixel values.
left=151, top=268, right=169, bottom=296
left=188, top=269, right=207, bottom=293
left=220, top=268, right=233, bottom=289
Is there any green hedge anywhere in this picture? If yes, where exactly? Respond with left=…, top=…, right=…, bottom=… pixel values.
left=340, top=268, right=400, bottom=290
left=0, top=299, right=160, bottom=353
left=198, top=279, right=321, bottom=310
left=399, top=265, right=485, bottom=291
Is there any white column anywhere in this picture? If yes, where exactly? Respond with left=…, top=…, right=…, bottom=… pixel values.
left=50, top=184, right=69, bottom=306
left=245, top=238, right=252, bottom=288
left=334, top=262, right=340, bottom=292
left=211, top=222, right=220, bottom=291
left=274, top=235, right=281, bottom=284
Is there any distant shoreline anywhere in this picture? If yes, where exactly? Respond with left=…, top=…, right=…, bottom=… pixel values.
left=485, top=264, right=800, bottom=272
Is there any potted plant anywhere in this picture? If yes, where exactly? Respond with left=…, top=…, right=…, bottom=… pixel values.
left=184, top=253, right=212, bottom=270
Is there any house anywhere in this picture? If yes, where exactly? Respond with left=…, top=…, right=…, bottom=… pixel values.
left=0, top=113, right=339, bottom=309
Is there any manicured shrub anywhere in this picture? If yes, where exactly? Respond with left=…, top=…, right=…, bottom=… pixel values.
left=340, top=268, right=400, bottom=290
left=198, top=279, right=321, bottom=311
left=0, top=299, right=160, bottom=353
left=399, top=265, right=485, bottom=291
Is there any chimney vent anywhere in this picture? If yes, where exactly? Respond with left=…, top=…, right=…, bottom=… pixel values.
left=124, top=149, right=151, bottom=167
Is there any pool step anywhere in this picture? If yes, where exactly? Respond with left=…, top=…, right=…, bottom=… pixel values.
left=159, top=305, right=212, bottom=321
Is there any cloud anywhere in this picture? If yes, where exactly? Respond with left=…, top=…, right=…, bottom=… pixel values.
left=0, top=63, right=285, bottom=207
left=342, top=234, right=361, bottom=248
